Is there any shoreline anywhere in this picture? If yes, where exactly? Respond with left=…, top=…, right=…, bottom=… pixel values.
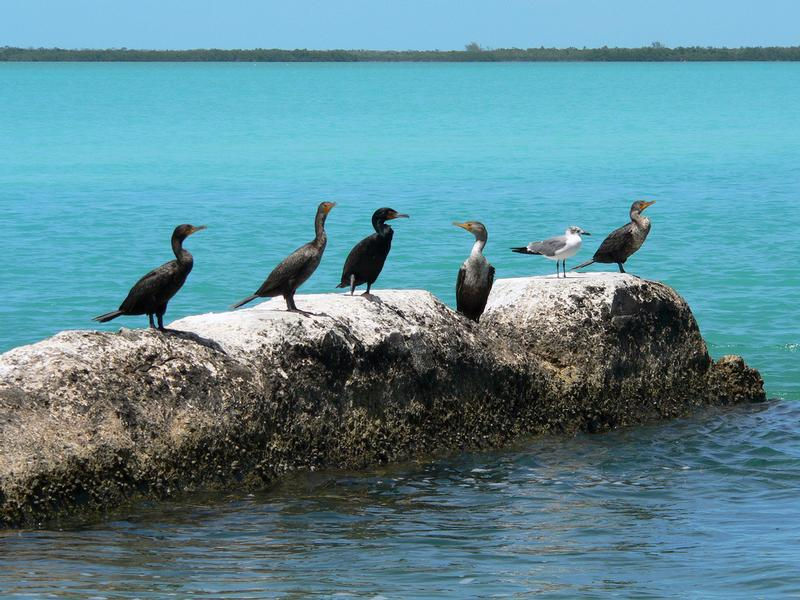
left=3, top=46, right=800, bottom=62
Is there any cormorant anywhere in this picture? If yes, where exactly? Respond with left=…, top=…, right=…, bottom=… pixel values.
left=232, top=201, right=335, bottom=312
left=511, top=226, right=590, bottom=278
left=454, top=221, right=495, bottom=322
left=572, top=200, right=655, bottom=273
left=337, top=207, right=409, bottom=296
left=93, top=223, right=206, bottom=330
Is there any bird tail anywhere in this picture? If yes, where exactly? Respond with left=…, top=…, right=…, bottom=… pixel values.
left=93, top=310, right=123, bottom=323
left=230, top=294, right=258, bottom=309
left=511, top=246, right=539, bottom=255
left=571, top=259, right=595, bottom=271
left=335, top=282, right=347, bottom=288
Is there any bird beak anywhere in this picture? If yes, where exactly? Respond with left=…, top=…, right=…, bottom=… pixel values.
left=641, top=200, right=656, bottom=211
left=189, top=225, right=207, bottom=235
left=388, top=212, right=410, bottom=220
left=453, top=221, right=471, bottom=231
left=583, top=231, right=591, bottom=235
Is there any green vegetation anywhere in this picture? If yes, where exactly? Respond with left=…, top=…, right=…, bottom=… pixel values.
left=2, top=45, right=800, bottom=62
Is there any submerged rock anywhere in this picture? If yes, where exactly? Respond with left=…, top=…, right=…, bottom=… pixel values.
left=0, top=275, right=764, bottom=527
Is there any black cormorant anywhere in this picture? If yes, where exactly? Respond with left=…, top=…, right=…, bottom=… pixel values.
left=573, top=200, right=655, bottom=273
left=454, top=221, right=495, bottom=322
left=337, top=207, right=409, bottom=296
left=232, top=201, right=335, bottom=312
left=511, top=226, right=590, bottom=278
left=93, top=223, right=206, bottom=330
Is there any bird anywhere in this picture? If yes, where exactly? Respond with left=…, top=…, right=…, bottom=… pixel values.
left=93, top=223, right=206, bottom=330
left=511, top=226, right=590, bottom=278
left=337, top=207, right=409, bottom=296
left=453, top=221, right=495, bottom=322
left=232, top=201, right=335, bottom=313
left=572, top=200, right=655, bottom=274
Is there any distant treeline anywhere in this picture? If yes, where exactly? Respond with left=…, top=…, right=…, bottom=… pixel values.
left=3, top=45, right=800, bottom=62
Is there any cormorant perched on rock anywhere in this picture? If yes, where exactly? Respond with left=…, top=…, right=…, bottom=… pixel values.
left=337, top=207, right=409, bottom=296
left=232, top=201, right=335, bottom=312
left=573, top=200, right=655, bottom=274
left=93, top=223, right=206, bottom=330
left=511, top=226, right=590, bottom=278
left=454, top=221, right=494, bottom=322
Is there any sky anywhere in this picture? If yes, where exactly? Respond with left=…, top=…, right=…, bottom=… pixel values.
left=2, top=0, right=799, bottom=50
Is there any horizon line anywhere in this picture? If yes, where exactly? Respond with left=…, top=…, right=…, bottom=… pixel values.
left=4, top=44, right=800, bottom=52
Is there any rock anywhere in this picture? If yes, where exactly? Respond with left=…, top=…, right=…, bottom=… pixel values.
left=482, top=273, right=763, bottom=430
left=0, top=276, right=764, bottom=527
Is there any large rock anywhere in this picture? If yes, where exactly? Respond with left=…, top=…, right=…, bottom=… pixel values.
left=0, top=275, right=764, bottom=527
left=482, top=273, right=764, bottom=429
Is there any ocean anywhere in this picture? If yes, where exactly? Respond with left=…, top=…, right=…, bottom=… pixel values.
left=1, top=62, right=798, bottom=597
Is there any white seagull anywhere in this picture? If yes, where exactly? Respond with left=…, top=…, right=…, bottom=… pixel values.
left=511, top=226, right=590, bottom=278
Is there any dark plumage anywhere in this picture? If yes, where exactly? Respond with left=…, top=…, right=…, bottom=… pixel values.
left=337, top=207, right=409, bottom=296
left=232, top=201, right=335, bottom=312
left=454, top=221, right=494, bottom=322
left=573, top=200, right=655, bottom=273
left=93, top=223, right=206, bottom=330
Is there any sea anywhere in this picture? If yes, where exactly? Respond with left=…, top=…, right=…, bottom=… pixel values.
left=0, top=62, right=798, bottom=597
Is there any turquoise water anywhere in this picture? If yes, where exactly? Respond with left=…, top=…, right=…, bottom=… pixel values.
left=1, top=63, right=799, bottom=594
left=1, top=402, right=799, bottom=598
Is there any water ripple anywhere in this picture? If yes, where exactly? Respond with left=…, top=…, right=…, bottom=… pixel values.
left=2, top=401, right=800, bottom=597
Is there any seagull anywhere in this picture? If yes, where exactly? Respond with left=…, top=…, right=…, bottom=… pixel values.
left=511, top=226, right=590, bottom=278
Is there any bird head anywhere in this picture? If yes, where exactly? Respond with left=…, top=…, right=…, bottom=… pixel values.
left=453, top=221, right=488, bottom=241
left=567, top=226, right=590, bottom=236
left=630, top=200, right=655, bottom=214
left=318, top=201, right=336, bottom=215
left=173, top=224, right=207, bottom=240
left=372, top=207, right=410, bottom=229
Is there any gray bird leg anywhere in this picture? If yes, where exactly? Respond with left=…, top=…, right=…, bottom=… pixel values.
left=285, top=293, right=298, bottom=311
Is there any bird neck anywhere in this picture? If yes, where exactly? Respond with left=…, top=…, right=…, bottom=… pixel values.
left=630, top=211, right=649, bottom=229
left=470, top=237, right=486, bottom=257
left=373, top=219, right=392, bottom=236
left=171, top=235, right=193, bottom=268
left=314, top=209, right=328, bottom=245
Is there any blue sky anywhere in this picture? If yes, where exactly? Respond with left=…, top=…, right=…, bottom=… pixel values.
left=2, top=0, right=798, bottom=50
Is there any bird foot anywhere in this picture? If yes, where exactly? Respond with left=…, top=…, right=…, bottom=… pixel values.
left=288, top=307, right=331, bottom=317
left=361, top=293, right=382, bottom=303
